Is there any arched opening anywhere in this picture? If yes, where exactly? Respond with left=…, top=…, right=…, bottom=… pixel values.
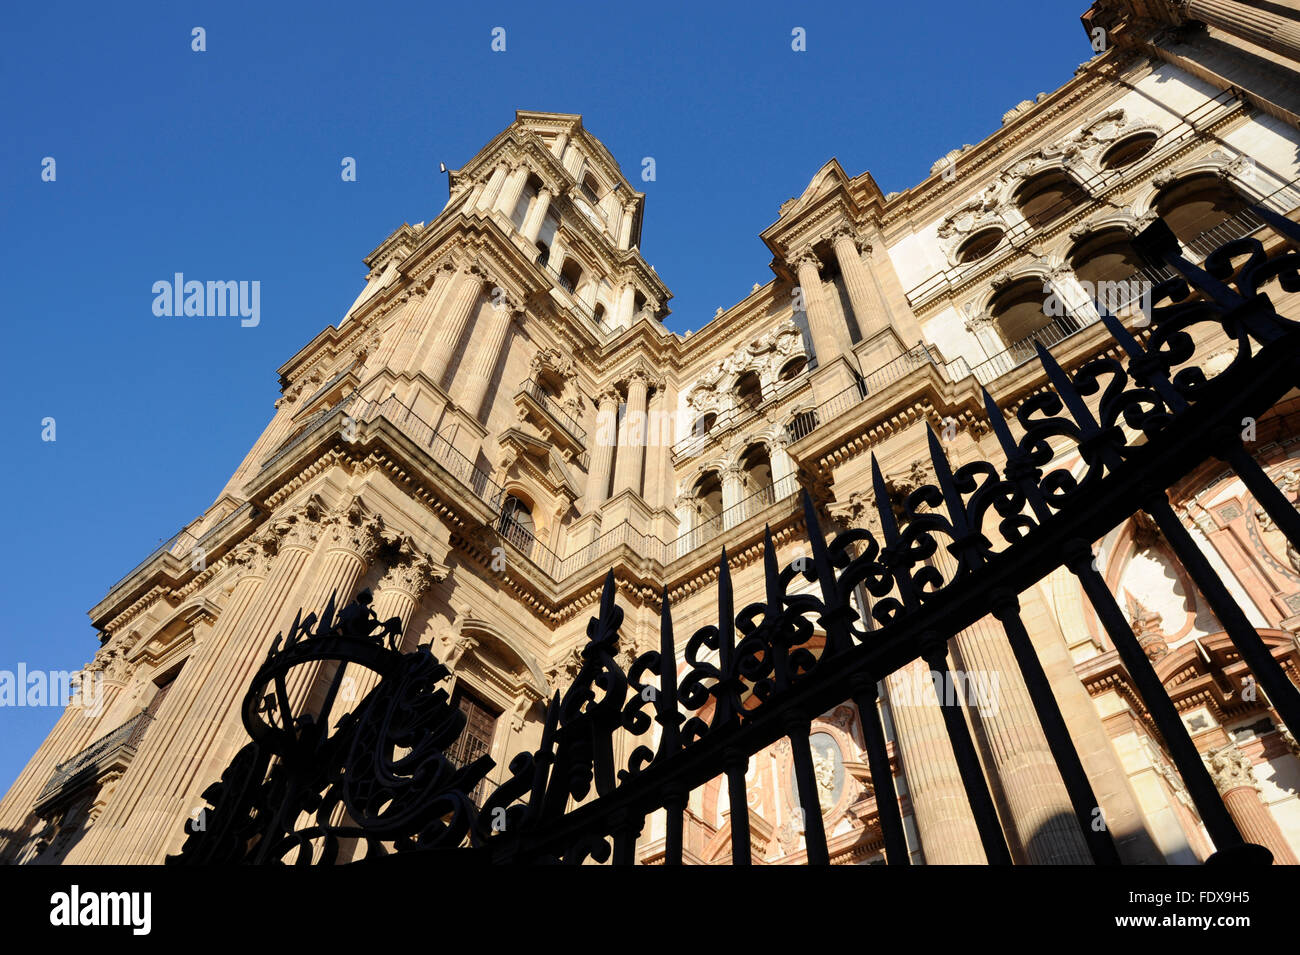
left=1068, top=228, right=1147, bottom=314
left=592, top=303, right=607, bottom=326
left=692, top=411, right=718, bottom=439
left=694, top=471, right=724, bottom=539
left=787, top=407, right=820, bottom=442
left=990, top=277, right=1078, bottom=354
left=1102, top=132, right=1157, bottom=171
left=740, top=444, right=775, bottom=516
left=957, top=227, right=1005, bottom=264
left=778, top=356, right=808, bottom=382
left=1015, top=170, right=1089, bottom=230
left=735, top=371, right=764, bottom=411
left=558, top=258, right=583, bottom=295
left=581, top=172, right=602, bottom=206
left=498, top=494, right=536, bottom=553
left=1154, top=174, right=1253, bottom=250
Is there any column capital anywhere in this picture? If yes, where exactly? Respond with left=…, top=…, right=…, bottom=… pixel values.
left=598, top=386, right=623, bottom=407
left=273, top=498, right=328, bottom=551
left=791, top=248, right=822, bottom=273
left=322, top=498, right=384, bottom=562
left=825, top=224, right=864, bottom=248
left=1206, top=743, right=1260, bottom=796
left=379, top=550, right=446, bottom=600
left=231, top=538, right=277, bottom=579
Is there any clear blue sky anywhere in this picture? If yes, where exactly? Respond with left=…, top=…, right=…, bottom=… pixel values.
left=0, top=1, right=1091, bottom=793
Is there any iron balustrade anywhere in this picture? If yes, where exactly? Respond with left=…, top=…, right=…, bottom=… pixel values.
left=672, top=472, right=801, bottom=556
left=785, top=344, right=937, bottom=445
left=518, top=378, right=587, bottom=446
left=672, top=376, right=810, bottom=464
left=38, top=711, right=153, bottom=803
left=171, top=208, right=1300, bottom=866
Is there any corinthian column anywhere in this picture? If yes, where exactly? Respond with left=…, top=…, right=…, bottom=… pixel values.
left=413, top=266, right=487, bottom=388
left=1206, top=743, right=1299, bottom=863
left=495, top=164, right=530, bottom=216
left=885, top=658, right=988, bottom=863
left=830, top=228, right=886, bottom=338
left=289, top=500, right=385, bottom=716
left=0, top=635, right=137, bottom=862
left=792, top=250, right=850, bottom=364
left=476, top=162, right=510, bottom=211
left=391, top=269, right=456, bottom=375
left=74, top=541, right=277, bottom=864
left=585, top=389, right=620, bottom=511
left=456, top=301, right=519, bottom=421
left=79, top=502, right=328, bottom=863
left=345, top=550, right=446, bottom=706
left=613, top=372, right=650, bottom=496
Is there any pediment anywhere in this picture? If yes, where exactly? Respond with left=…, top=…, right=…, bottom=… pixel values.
left=778, top=159, right=854, bottom=220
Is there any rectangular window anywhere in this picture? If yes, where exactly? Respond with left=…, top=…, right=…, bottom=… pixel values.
left=448, top=687, right=500, bottom=806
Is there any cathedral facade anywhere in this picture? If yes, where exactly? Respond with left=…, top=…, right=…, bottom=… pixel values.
left=4, top=0, right=1300, bottom=864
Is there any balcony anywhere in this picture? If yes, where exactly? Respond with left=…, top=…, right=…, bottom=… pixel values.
left=670, top=473, right=801, bottom=557
left=514, top=378, right=588, bottom=464
left=785, top=345, right=938, bottom=445
left=35, top=711, right=153, bottom=813
left=673, top=376, right=810, bottom=465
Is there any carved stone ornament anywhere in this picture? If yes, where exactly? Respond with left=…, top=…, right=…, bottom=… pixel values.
left=322, top=498, right=384, bottom=561
left=1205, top=744, right=1259, bottom=795
left=379, top=550, right=446, bottom=599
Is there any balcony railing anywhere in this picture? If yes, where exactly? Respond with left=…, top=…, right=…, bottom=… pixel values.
left=669, top=473, right=801, bottom=557
left=786, top=344, right=938, bottom=445
left=37, top=711, right=153, bottom=803
left=518, top=378, right=587, bottom=446
left=672, top=375, right=809, bottom=464
left=959, top=199, right=1287, bottom=387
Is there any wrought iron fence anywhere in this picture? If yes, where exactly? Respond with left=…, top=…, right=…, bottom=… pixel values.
left=171, top=209, right=1300, bottom=866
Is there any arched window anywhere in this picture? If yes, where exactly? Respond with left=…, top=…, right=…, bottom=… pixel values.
left=1154, top=174, right=1252, bottom=248
left=592, top=303, right=607, bottom=326
left=1068, top=229, right=1146, bottom=314
left=990, top=277, right=1078, bottom=353
left=740, top=444, right=774, bottom=514
left=778, top=356, right=808, bottom=381
left=581, top=172, right=602, bottom=206
left=957, top=227, right=1005, bottom=264
left=1015, top=170, right=1089, bottom=230
left=735, top=371, right=763, bottom=411
left=536, top=214, right=559, bottom=266
left=558, top=258, right=583, bottom=295
left=498, top=495, right=535, bottom=553
left=694, top=471, right=724, bottom=539
left=786, top=408, right=820, bottom=442
left=693, top=412, right=718, bottom=438
left=1102, top=133, right=1157, bottom=171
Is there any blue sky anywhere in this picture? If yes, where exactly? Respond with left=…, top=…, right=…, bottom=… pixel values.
left=0, top=0, right=1091, bottom=792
